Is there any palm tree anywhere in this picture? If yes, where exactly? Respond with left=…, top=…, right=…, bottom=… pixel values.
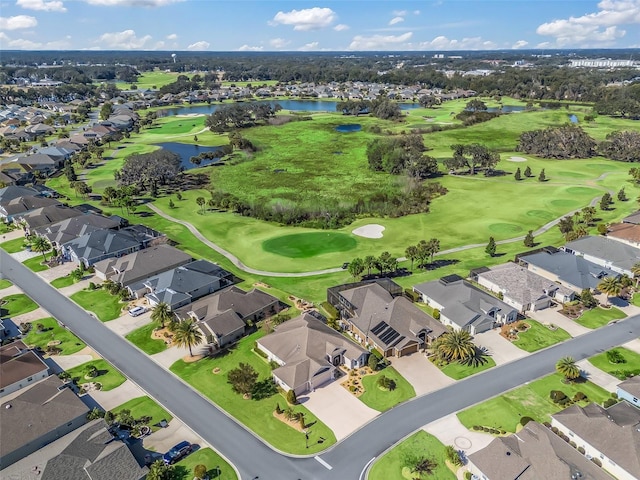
left=631, top=263, right=640, bottom=287
left=427, top=237, right=440, bottom=264
left=432, top=330, right=476, bottom=363
left=173, top=319, right=203, bottom=357
left=31, top=236, right=51, bottom=262
left=363, top=255, right=376, bottom=276
left=150, top=302, right=173, bottom=328
left=556, top=356, right=581, bottom=382
left=598, top=276, right=622, bottom=305
left=405, top=245, right=419, bottom=271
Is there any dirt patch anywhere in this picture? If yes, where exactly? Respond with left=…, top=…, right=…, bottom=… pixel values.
left=152, top=327, right=174, bottom=346
left=254, top=282, right=271, bottom=289
left=341, top=366, right=375, bottom=397
left=212, top=367, right=221, bottom=374
left=508, top=156, right=527, bottom=162
left=273, top=411, right=306, bottom=432
left=183, top=354, right=204, bottom=363
left=287, top=295, right=314, bottom=310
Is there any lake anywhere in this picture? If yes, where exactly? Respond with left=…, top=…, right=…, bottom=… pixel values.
left=156, top=100, right=423, bottom=116
left=569, top=114, right=578, bottom=123
left=154, top=142, right=223, bottom=170
left=336, top=124, right=362, bottom=133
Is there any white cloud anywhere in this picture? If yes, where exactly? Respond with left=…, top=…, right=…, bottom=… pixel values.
left=0, top=32, right=9, bottom=41
left=512, top=40, right=529, bottom=49
left=97, top=29, right=154, bottom=49
left=389, top=16, right=404, bottom=25
left=83, top=0, right=183, bottom=6
left=8, top=38, right=42, bottom=48
left=271, top=7, right=336, bottom=31
left=238, top=44, right=263, bottom=51
left=333, top=23, right=349, bottom=31
left=414, top=35, right=497, bottom=50
left=349, top=32, right=413, bottom=50
left=187, top=40, right=209, bottom=50
left=392, top=10, right=407, bottom=16
left=536, top=0, right=640, bottom=46
left=16, top=0, right=66, bottom=12
left=297, top=41, right=319, bottom=51
left=166, top=33, right=177, bottom=40
left=413, top=10, right=421, bottom=15
left=269, top=37, right=290, bottom=48
left=0, top=15, right=37, bottom=30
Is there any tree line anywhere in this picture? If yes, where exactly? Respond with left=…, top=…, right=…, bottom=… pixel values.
left=205, top=102, right=281, bottom=133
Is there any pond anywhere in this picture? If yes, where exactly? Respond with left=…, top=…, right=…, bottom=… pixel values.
left=569, top=114, right=578, bottom=123
left=485, top=105, right=527, bottom=113
left=335, top=124, right=362, bottom=133
left=156, top=100, right=423, bottom=117
left=153, top=142, right=223, bottom=170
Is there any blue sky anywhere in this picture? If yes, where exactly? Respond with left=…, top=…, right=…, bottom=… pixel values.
left=1, top=0, right=639, bottom=51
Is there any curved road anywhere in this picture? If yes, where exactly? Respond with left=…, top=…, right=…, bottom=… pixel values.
left=148, top=182, right=614, bottom=277
left=2, top=249, right=640, bottom=480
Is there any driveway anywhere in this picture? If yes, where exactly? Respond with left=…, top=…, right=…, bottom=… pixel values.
left=151, top=344, right=196, bottom=369
left=577, top=359, right=619, bottom=392
left=390, top=353, right=454, bottom=396
left=623, top=338, right=640, bottom=355
left=301, top=378, right=379, bottom=441
left=474, top=329, right=528, bottom=366
left=89, top=379, right=148, bottom=411
left=423, top=413, right=494, bottom=456
left=106, top=310, right=153, bottom=336
left=527, top=307, right=590, bottom=338
left=36, top=261, right=80, bottom=282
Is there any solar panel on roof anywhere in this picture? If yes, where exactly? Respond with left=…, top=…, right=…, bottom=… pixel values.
left=370, top=321, right=388, bottom=335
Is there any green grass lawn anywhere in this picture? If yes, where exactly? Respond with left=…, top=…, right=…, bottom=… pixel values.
left=125, top=322, right=167, bottom=355
left=588, top=347, right=640, bottom=380
left=0, top=293, right=38, bottom=317
left=70, top=288, right=124, bottom=321
left=575, top=306, right=626, bottom=329
left=22, top=255, right=49, bottom=272
left=66, top=359, right=126, bottom=391
left=50, top=274, right=77, bottom=288
left=110, top=396, right=172, bottom=432
left=169, top=331, right=336, bottom=454
left=512, top=320, right=572, bottom=352
left=173, top=448, right=237, bottom=480
left=632, top=293, right=640, bottom=307
left=359, top=367, right=416, bottom=412
left=457, top=373, right=610, bottom=433
left=0, top=279, right=12, bottom=289
left=0, top=237, right=26, bottom=253
left=22, top=317, right=86, bottom=355
left=439, top=357, right=497, bottom=380
left=369, top=430, right=456, bottom=480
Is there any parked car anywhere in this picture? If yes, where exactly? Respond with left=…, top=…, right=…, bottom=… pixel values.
left=128, top=306, right=147, bottom=317
left=163, top=441, right=192, bottom=464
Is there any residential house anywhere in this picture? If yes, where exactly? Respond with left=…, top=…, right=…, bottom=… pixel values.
left=62, top=228, right=144, bottom=267
left=563, top=235, right=640, bottom=276
left=174, top=285, right=283, bottom=348
left=518, top=249, right=620, bottom=293
left=413, top=275, right=518, bottom=334
left=622, top=210, right=640, bottom=225
left=329, top=280, right=446, bottom=357
left=606, top=222, right=640, bottom=249
left=1, top=419, right=147, bottom=480
left=15, top=154, right=61, bottom=175
left=94, top=244, right=192, bottom=286
left=617, top=376, right=640, bottom=408
left=467, top=421, right=611, bottom=480
left=256, top=313, right=369, bottom=395
left=475, top=262, right=574, bottom=312
left=0, top=376, right=89, bottom=468
left=0, top=185, right=41, bottom=204
left=18, top=205, right=84, bottom=234
left=35, top=146, right=75, bottom=163
left=0, top=340, right=50, bottom=398
left=0, top=195, right=62, bottom=222
left=129, top=260, right=233, bottom=310
left=552, top=402, right=640, bottom=480
left=34, top=213, right=122, bottom=248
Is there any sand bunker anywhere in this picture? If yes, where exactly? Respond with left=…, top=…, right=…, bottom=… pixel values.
left=508, top=156, right=527, bottom=162
left=352, top=224, right=385, bottom=239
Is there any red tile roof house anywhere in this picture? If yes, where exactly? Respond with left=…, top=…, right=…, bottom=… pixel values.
left=256, top=313, right=368, bottom=396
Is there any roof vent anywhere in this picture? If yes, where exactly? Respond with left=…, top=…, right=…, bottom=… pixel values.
left=5, top=404, right=11, bottom=409
left=506, top=451, right=511, bottom=456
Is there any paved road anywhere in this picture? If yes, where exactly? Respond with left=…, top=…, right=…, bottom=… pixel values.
left=3, top=249, right=640, bottom=480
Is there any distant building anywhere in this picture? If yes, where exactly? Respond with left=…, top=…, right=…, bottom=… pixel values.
left=569, top=58, right=636, bottom=68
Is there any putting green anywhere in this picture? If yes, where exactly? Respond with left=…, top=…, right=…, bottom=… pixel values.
left=567, top=186, right=596, bottom=195
left=560, top=172, right=590, bottom=179
left=262, top=232, right=357, bottom=258
left=488, top=223, right=523, bottom=234
left=526, top=210, right=554, bottom=221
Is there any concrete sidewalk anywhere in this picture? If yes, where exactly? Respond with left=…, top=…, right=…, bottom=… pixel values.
left=577, top=359, right=619, bottom=392
left=528, top=307, right=590, bottom=338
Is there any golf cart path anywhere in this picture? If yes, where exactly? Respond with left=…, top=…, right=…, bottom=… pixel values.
left=148, top=192, right=612, bottom=277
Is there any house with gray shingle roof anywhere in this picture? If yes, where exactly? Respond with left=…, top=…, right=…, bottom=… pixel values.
left=332, top=280, right=446, bottom=357
left=257, top=313, right=368, bottom=395
left=552, top=402, right=640, bottom=480
left=18, top=205, right=84, bottom=233
left=518, top=249, right=620, bottom=293
left=62, top=228, right=143, bottom=268
left=0, top=195, right=62, bottom=221
left=175, top=285, right=283, bottom=348
left=476, top=262, right=574, bottom=312
left=617, top=376, right=640, bottom=409
left=34, top=213, right=122, bottom=248
left=468, top=421, right=612, bottom=480
left=413, top=276, right=518, bottom=334
left=563, top=235, right=640, bottom=276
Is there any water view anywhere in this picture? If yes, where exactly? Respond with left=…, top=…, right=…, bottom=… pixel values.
left=335, top=124, right=362, bottom=133
left=154, top=142, right=223, bottom=170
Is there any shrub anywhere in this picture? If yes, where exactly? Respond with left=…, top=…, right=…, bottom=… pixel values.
left=88, top=281, right=96, bottom=290
left=570, top=441, right=577, bottom=448
left=591, top=458, right=602, bottom=467
left=606, top=349, right=625, bottom=364
left=432, top=309, right=441, bottom=320
left=368, top=354, right=379, bottom=371
left=377, top=375, right=397, bottom=391
left=404, top=288, right=419, bottom=302
left=550, top=390, right=567, bottom=403
left=445, top=445, right=462, bottom=467
left=286, top=389, right=298, bottom=405
left=321, top=301, right=339, bottom=318
left=269, top=360, right=279, bottom=370
left=464, top=472, right=472, bottom=480
left=578, top=446, right=585, bottom=454
left=275, top=403, right=282, bottom=414
left=551, top=426, right=559, bottom=434
left=573, top=392, right=587, bottom=402
left=20, top=323, right=32, bottom=334
left=472, top=425, right=481, bottom=431
left=603, top=398, right=618, bottom=408
left=520, top=416, right=534, bottom=427
left=254, top=343, right=268, bottom=358
left=194, top=464, right=207, bottom=479
left=543, top=422, right=552, bottom=428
